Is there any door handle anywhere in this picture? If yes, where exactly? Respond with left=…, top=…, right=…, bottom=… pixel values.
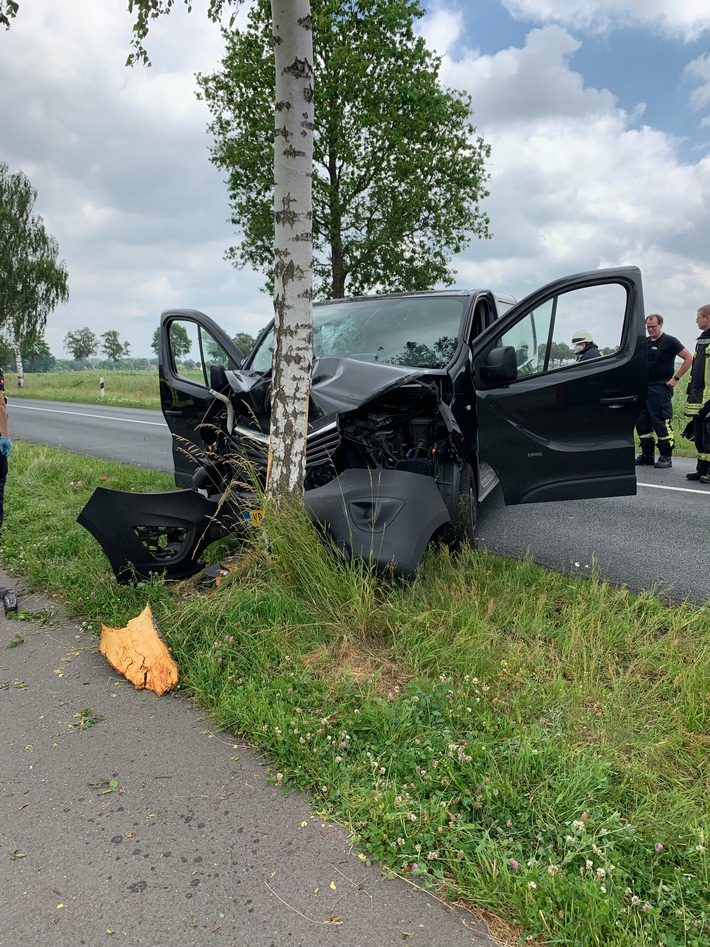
left=164, top=410, right=182, bottom=417
left=599, top=395, right=638, bottom=408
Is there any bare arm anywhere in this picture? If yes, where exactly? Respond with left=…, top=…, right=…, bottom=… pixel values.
left=0, top=400, right=8, bottom=439
left=668, top=348, right=693, bottom=387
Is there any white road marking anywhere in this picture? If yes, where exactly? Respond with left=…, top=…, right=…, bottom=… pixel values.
left=637, top=481, right=709, bottom=495
left=11, top=402, right=165, bottom=426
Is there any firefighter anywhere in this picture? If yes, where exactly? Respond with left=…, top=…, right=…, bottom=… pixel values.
left=571, top=329, right=600, bottom=362
left=683, top=305, right=710, bottom=483
left=635, top=314, right=692, bottom=469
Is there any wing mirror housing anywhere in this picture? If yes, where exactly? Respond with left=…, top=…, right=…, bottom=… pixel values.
left=209, top=363, right=228, bottom=390
left=480, top=346, right=518, bottom=384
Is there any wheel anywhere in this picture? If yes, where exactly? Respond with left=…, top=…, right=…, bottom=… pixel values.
left=453, top=462, right=478, bottom=549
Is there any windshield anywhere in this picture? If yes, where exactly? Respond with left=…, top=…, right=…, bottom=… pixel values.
left=248, top=296, right=466, bottom=373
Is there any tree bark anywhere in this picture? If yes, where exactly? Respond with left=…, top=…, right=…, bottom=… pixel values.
left=13, top=343, right=24, bottom=388
left=267, top=0, right=314, bottom=497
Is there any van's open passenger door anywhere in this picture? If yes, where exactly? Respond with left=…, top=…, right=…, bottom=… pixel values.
left=472, top=266, right=647, bottom=504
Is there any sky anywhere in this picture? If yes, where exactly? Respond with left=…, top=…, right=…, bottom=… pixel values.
left=2, top=0, right=710, bottom=360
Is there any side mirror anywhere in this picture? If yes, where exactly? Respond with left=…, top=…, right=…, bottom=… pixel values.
left=480, top=345, right=518, bottom=384
left=209, top=363, right=228, bottom=391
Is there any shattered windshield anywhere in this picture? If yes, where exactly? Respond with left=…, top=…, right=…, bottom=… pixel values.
left=248, top=296, right=465, bottom=373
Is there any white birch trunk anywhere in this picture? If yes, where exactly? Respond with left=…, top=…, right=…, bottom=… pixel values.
left=267, top=0, right=314, bottom=498
left=13, top=342, right=24, bottom=388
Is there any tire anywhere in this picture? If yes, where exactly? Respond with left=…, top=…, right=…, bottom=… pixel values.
left=453, top=462, right=478, bottom=549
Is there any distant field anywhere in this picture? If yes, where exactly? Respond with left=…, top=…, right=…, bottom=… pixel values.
left=6, top=370, right=162, bottom=410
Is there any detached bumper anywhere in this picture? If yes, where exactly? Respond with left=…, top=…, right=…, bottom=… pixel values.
left=77, top=487, right=236, bottom=583
left=305, top=469, right=450, bottom=578
left=78, top=469, right=451, bottom=583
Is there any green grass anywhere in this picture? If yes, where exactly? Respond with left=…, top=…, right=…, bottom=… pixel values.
left=7, top=370, right=162, bottom=409
left=1, top=441, right=708, bottom=946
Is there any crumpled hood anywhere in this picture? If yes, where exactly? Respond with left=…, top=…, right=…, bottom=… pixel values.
left=226, top=356, right=436, bottom=423
left=308, top=357, right=433, bottom=415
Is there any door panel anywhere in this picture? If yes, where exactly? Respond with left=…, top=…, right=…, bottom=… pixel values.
left=159, top=309, right=244, bottom=487
left=472, top=267, right=647, bottom=504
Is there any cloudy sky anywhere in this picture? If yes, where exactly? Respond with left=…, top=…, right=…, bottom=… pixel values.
left=2, top=0, right=710, bottom=359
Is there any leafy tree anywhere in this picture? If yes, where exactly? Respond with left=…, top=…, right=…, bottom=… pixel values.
left=101, top=329, right=131, bottom=366
left=0, top=1, right=18, bottom=30
left=64, top=328, right=98, bottom=362
left=550, top=341, right=573, bottom=366
left=233, top=331, right=258, bottom=356
left=21, top=334, right=55, bottom=373
left=151, top=324, right=192, bottom=360
left=0, top=163, right=69, bottom=387
left=198, top=0, right=491, bottom=299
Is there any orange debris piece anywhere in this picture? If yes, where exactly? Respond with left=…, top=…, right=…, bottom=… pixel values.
left=99, top=604, right=179, bottom=696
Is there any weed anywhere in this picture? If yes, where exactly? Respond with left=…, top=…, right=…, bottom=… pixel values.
left=71, top=708, right=104, bottom=731
left=3, top=632, right=24, bottom=648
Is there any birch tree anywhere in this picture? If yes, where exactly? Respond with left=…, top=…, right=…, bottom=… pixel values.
left=0, top=163, right=69, bottom=388
left=128, top=0, right=314, bottom=498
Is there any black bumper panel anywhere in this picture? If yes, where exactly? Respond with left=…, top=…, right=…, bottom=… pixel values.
left=78, top=469, right=451, bottom=583
left=304, top=469, right=451, bottom=578
left=77, top=487, right=233, bottom=583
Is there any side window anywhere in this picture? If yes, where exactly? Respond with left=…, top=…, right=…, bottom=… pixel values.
left=497, top=283, right=626, bottom=379
left=168, top=319, right=232, bottom=386
left=249, top=325, right=275, bottom=373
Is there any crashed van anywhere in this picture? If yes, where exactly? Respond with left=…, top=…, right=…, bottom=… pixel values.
left=78, top=266, right=647, bottom=582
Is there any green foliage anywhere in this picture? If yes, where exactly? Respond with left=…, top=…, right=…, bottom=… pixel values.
left=0, top=1, right=19, bottom=31
left=151, top=323, right=191, bottom=359
left=101, top=329, right=131, bottom=364
left=198, top=0, right=491, bottom=298
left=0, top=163, right=69, bottom=349
left=233, top=331, right=258, bottom=356
left=64, top=327, right=98, bottom=362
left=3, top=442, right=708, bottom=945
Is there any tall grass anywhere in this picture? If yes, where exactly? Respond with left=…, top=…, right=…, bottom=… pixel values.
left=2, top=441, right=707, bottom=945
left=7, top=370, right=162, bottom=409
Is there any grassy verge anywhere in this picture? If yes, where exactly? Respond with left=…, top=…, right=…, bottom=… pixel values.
left=2, top=442, right=708, bottom=946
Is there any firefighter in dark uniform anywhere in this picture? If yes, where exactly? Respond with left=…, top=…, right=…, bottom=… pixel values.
left=635, top=314, right=692, bottom=469
left=683, top=304, right=710, bottom=483
left=571, top=329, right=600, bottom=362
left=0, top=365, right=11, bottom=529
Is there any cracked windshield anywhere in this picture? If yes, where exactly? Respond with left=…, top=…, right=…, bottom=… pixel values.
left=249, top=297, right=465, bottom=371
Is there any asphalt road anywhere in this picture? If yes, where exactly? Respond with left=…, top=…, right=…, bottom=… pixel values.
left=10, top=398, right=710, bottom=603
left=10, top=399, right=173, bottom=472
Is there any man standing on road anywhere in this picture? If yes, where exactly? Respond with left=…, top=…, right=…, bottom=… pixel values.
left=0, top=366, right=12, bottom=529
left=683, top=305, right=710, bottom=483
left=635, top=314, right=692, bottom=469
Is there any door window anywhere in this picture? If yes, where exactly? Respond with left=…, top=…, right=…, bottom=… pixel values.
left=496, top=283, right=626, bottom=378
left=168, top=319, right=232, bottom=386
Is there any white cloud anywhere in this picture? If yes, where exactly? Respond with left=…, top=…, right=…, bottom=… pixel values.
left=1, top=1, right=268, bottom=359
left=686, top=53, right=710, bottom=112
left=501, top=1, right=710, bottom=40
left=422, top=14, right=710, bottom=343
